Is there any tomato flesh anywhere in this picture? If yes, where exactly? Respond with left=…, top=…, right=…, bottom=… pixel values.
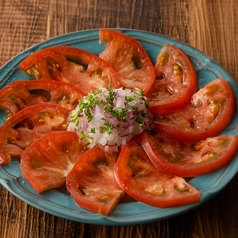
left=0, top=104, right=69, bottom=164
left=141, top=131, right=238, bottom=177
left=147, top=44, right=197, bottom=114
left=66, top=146, right=124, bottom=215
left=153, top=78, right=236, bottom=142
left=99, top=29, right=155, bottom=94
left=115, top=135, right=200, bottom=208
left=0, top=80, right=85, bottom=118
left=19, top=46, right=121, bottom=94
left=20, top=131, right=88, bottom=193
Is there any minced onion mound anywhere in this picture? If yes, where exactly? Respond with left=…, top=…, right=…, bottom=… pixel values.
left=67, top=87, right=153, bottom=150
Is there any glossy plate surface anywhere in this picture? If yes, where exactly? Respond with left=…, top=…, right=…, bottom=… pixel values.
left=0, top=29, right=237, bottom=225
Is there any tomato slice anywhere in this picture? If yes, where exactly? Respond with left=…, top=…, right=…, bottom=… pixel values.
left=141, top=131, right=238, bottom=177
left=66, top=146, right=124, bottom=215
left=0, top=80, right=85, bottom=118
left=147, top=44, right=197, bottom=114
left=0, top=104, right=69, bottom=164
left=115, top=135, right=200, bottom=208
left=19, top=46, right=121, bottom=94
left=153, top=78, right=236, bottom=142
left=20, top=131, right=88, bottom=193
left=99, top=29, right=155, bottom=94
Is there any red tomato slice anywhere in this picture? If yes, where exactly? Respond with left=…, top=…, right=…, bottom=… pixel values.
left=0, top=104, right=69, bottom=164
left=0, top=79, right=85, bottom=118
left=147, top=44, right=197, bottom=114
left=66, top=146, right=124, bottom=215
left=115, top=135, right=200, bottom=208
left=20, top=131, right=88, bottom=193
left=19, top=46, right=121, bottom=94
left=141, top=131, right=238, bottom=177
left=99, top=29, right=155, bottom=94
left=153, top=78, right=236, bottom=142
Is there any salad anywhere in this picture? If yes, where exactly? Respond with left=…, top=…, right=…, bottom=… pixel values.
left=0, top=29, right=237, bottom=216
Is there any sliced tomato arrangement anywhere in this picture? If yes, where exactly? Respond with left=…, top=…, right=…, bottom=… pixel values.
left=0, top=103, right=69, bottom=164
left=66, top=146, right=124, bottom=215
left=115, top=135, right=200, bottom=208
left=0, top=29, right=236, bottom=216
left=20, top=131, right=88, bottom=193
left=99, top=29, right=155, bottom=94
left=19, top=46, right=121, bottom=94
left=0, top=79, right=85, bottom=118
left=141, top=131, right=238, bottom=177
left=147, top=44, right=197, bottom=114
left=154, top=78, right=236, bottom=142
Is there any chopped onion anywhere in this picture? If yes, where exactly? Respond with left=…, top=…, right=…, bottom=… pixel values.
left=67, top=87, right=153, bottom=150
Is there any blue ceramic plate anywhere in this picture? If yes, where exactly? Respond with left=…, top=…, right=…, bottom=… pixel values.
left=0, top=29, right=237, bottom=225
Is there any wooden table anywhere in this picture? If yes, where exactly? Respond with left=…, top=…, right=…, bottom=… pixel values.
left=0, top=0, right=237, bottom=237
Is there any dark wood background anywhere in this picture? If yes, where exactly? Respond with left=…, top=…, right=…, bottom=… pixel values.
left=0, top=0, right=237, bottom=237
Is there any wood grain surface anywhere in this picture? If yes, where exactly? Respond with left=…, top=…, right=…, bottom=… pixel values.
left=0, top=0, right=237, bottom=237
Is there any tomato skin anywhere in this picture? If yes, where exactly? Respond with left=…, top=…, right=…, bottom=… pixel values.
left=141, top=131, right=238, bottom=177
left=147, top=44, right=197, bottom=114
left=115, top=135, right=200, bottom=208
left=66, top=146, right=124, bottom=215
left=0, top=104, right=70, bottom=164
left=154, top=78, right=236, bottom=142
left=99, top=29, right=155, bottom=94
left=19, top=46, right=121, bottom=94
left=20, top=131, right=87, bottom=193
left=0, top=80, right=85, bottom=117
left=0, top=132, right=23, bottom=164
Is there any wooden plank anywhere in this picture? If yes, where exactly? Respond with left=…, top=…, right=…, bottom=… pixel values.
left=189, top=0, right=238, bottom=79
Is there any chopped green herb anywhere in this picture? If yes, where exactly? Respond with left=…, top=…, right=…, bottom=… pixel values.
left=136, top=116, right=144, bottom=127
left=90, top=128, right=96, bottom=134
left=134, top=88, right=144, bottom=96
left=125, top=95, right=136, bottom=105
left=67, top=87, right=153, bottom=149
left=106, top=86, right=115, bottom=104
left=100, top=121, right=113, bottom=135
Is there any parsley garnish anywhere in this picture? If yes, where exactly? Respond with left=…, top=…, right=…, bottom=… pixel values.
left=68, top=87, right=152, bottom=147
left=106, top=86, right=115, bottom=104
left=100, top=121, right=113, bottom=134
